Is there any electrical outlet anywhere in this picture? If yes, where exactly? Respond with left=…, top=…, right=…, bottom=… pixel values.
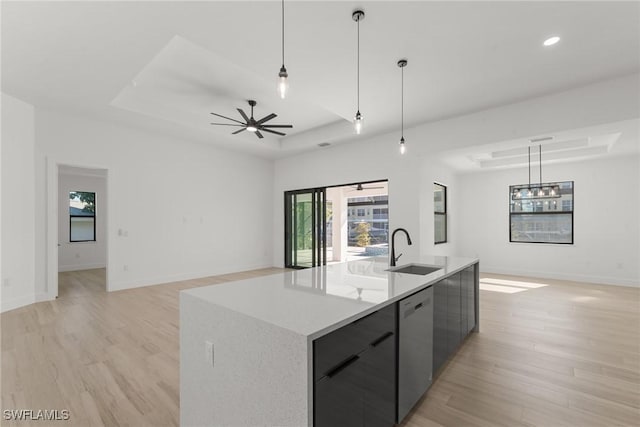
left=123, top=265, right=129, bottom=272
left=205, top=341, right=214, bottom=367
left=3, top=278, right=10, bottom=288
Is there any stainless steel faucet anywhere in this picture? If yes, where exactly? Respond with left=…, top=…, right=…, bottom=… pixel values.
left=390, top=228, right=412, bottom=266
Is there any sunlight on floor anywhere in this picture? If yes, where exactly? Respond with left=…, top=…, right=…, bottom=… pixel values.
left=571, top=295, right=598, bottom=302
left=480, top=277, right=549, bottom=293
left=479, top=283, right=528, bottom=293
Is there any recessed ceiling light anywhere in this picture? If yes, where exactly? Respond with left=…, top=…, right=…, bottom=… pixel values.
left=543, top=36, right=560, bottom=47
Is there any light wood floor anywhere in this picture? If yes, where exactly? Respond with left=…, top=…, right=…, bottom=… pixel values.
left=1, top=269, right=639, bottom=426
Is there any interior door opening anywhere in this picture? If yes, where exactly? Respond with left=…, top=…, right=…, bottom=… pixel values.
left=284, top=180, right=388, bottom=268
left=54, top=164, right=109, bottom=298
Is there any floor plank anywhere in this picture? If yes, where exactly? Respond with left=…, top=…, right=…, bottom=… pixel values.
left=2, top=269, right=639, bottom=426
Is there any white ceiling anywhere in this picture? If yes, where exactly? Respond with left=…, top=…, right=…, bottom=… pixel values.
left=2, top=1, right=639, bottom=159
left=437, top=118, right=640, bottom=172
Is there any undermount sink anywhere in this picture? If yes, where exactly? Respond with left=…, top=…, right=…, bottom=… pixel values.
left=387, top=264, right=443, bottom=275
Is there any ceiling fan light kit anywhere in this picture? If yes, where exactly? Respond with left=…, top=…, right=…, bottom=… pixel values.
left=210, top=100, right=293, bottom=139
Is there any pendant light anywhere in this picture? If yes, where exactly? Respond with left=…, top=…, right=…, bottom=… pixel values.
left=277, top=0, right=289, bottom=99
left=398, top=59, right=408, bottom=154
left=512, top=142, right=559, bottom=200
left=352, top=9, right=365, bottom=134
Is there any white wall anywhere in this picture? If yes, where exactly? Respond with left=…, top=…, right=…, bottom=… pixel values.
left=35, top=109, right=274, bottom=293
left=1, top=93, right=37, bottom=312
left=419, top=158, right=459, bottom=258
left=58, top=171, right=107, bottom=272
left=455, top=155, right=640, bottom=286
left=273, top=74, right=640, bottom=287
left=273, top=135, right=440, bottom=267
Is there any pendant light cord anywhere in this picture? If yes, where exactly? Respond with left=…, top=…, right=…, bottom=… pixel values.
left=281, top=0, right=285, bottom=66
left=528, top=146, right=531, bottom=188
left=356, top=17, right=360, bottom=111
left=401, top=65, right=404, bottom=138
left=539, top=144, right=542, bottom=184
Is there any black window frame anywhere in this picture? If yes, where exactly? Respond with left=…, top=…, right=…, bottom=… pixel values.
left=434, top=182, right=447, bottom=244
left=69, top=191, right=96, bottom=243
left=509, top=181, right=574, bottom=245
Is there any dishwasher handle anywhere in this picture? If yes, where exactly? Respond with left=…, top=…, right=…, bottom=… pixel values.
left=403, top=297, right=431, bottom=319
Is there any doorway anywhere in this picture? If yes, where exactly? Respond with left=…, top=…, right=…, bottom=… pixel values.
left=47, top=162, right=109, bottom=298
left=284, top=180, right=388, bottom=269
left=284, top=188, right=326, bottom=268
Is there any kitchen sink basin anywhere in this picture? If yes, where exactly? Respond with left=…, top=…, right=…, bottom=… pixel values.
left=387, top=264, right=443, bottom=275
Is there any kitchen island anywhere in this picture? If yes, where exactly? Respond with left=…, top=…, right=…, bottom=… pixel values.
left=180, top=255, right=478, bottom=426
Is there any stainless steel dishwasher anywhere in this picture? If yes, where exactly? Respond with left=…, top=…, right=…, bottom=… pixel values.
left=397, top=285, right=434, bottom=422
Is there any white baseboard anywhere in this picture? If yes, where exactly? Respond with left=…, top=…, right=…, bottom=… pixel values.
left=35, top=292, right=55, bottom=303
left=1, top=292, right=56, bottom=313
left=58, top=263, right=107, bottom=272
left=481, top=265, right=640, bottom=288
left=1, top=294, right=34, bottom=313
left=108, top=262, right=275, bottom=292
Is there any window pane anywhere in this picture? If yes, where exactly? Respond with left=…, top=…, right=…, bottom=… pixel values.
left=434, top=184, right=446, bottom=213
left=69, top=191, right=96, bottom=242
left=70, top=217, right=95, bottom=241
left=510, top=213, right=572, bottom=244
left=69, top=191, right=95, bottom=215
left=435, top=214, right=446, bottom=243
left=509, top=181, right=573, bottom=244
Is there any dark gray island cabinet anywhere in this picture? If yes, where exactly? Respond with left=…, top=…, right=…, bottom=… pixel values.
left=180, top=256, right=479, bottom=427
left=313, top=263, right=479, bottom=426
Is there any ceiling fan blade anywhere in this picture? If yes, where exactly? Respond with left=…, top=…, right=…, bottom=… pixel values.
left=211, top=112, right=245, bottom=124
left=261, top=124, right=293, bottom=128
left=255, top=130, right=264, bottom=139
left=256, top=113, right=277, bottom=125
left=232, top=128, right=247, bottom=135
left=210, top=123, right=244, bottom=126
left=261, top=128, right=286, bottom=136
left=237, top=108, right=250, bottom=122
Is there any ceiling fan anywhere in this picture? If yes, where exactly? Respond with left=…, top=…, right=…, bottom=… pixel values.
left=349, top=183, right=386, bottom=192
left=210, top=100, right=293, bottom=139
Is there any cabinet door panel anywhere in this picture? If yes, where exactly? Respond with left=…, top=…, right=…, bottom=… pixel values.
left=463, top=266, right=476, bottom=334
left=433, top=280, right=447, bottom=373
left=362, top=331, right=396, bottom=427
left=446, top=273, right=461, bottom=354
left=461, top=271, right=469, bottom=339
left=314, top=303, right=394, bottom=381
left=314, top=356, right=366, bottom=427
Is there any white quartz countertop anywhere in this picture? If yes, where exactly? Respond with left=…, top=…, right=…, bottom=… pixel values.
left=182, top=255, right=477, bottom=340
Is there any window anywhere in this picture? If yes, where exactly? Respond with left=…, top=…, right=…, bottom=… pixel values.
left=509, top=181, right=573, bottom=244
left=69, top=191, right=96, bottom=242
left=434, top=183, right=447, bottom=244
left=357, top=208, right=365, bottom=217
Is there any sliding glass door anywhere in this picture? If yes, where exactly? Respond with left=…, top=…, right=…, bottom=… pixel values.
left=285, top=188, right=326, bottom=268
